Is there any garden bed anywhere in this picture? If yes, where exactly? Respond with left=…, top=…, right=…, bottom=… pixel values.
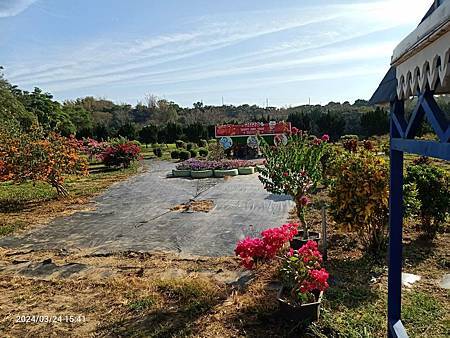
left=173, top=159, right=263, bottom=179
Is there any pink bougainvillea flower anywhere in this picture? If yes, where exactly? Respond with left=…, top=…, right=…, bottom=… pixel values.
left=291, top=127, right=299, bottom=134
left=298, top=195, right=310, bottom=206
left=312, top=138, right=322, bottom=146
left=283, top=172, right=289, bottom=177
left=321, top=134, right=330, bottom=142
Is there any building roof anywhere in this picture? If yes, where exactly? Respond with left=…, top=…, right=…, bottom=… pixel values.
left=369, top=67, right=397, bottom=105
left=371, top=0, right=450, bottom=104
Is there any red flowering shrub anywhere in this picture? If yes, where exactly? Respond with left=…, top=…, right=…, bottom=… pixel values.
left=99, top=141, right=141, bottom=168
left=281, top=241, right=329, bottom=303
left=235, top=223, right=298, bottom=269
left=79, top=137, right=108, bottom=161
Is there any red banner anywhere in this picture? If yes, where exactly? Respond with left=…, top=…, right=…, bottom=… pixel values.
left=215, top=122, right=291, bottom=137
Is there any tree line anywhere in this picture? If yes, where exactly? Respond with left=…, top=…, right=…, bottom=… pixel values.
left=2, top=68, right=447, bottom=144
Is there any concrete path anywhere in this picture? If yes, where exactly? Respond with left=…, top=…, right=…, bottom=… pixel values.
left=0, top=161, right=293, bottom=257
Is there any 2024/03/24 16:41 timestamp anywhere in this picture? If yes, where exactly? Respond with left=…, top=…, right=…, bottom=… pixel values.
left=15, top=314, right=86, bottom=324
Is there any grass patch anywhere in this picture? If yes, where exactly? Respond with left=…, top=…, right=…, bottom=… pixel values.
left=0, top=220, right=26, bottom=236
left=128, top=296, right=157, bottom=312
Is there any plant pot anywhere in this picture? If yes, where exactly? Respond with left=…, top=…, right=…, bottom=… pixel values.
left=172, top=169, right=191, bottom=177
left=238, top=167, right=255, bottom=175
left=277, top=287, right=323, bottom=323
left=214, top=169, right=239, bottom=177
left=290, top=231, right=321, bottom=250
left=191, top=169, right=213, bottom=179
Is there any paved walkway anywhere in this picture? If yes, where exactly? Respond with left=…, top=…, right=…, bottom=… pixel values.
left=0, top=161, right=293, bottom=257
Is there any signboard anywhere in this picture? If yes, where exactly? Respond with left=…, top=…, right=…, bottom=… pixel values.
left=219, top=136, right=233, bottom=149
left=215, top=121, right=291, bottom=138
left=246, top=136, right=259, bottom=149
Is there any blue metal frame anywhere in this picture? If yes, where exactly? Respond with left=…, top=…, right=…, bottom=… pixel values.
left=388, top=91, right=449, bottom=337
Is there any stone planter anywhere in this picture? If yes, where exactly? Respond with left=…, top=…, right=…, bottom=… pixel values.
left=172, top=169, right=191, bottom=177
left=191, top=169, right=214, bottom=179
left=290, top=231, right=321, bottom=250
left=214, top=169, right=239, bottom=177
left=238, top=167, right=255, bottom=175
left=255, top=165, right=265, bottom=172
left=277, top=287, right=323, bottom=323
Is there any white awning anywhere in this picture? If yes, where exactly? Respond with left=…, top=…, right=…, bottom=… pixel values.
left=392, top=0, right=450, bottom=99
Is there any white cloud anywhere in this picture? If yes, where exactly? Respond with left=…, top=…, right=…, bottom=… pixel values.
left=4, top=0, right=433, bottom=99
left=0, top=0, right=37, bottom=18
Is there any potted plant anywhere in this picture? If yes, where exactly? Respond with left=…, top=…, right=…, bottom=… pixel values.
left=235, top=228, right=329, bottom=324
left=278, top=241, right=329, bottom=323
left=258, top=129, right=329, bottom=243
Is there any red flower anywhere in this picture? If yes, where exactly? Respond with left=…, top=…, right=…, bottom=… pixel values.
left=283, top=172, right=289, bottom=177
left=321, top=134, right=330, bottom=142
left=291, top=127, right=299, bottom=134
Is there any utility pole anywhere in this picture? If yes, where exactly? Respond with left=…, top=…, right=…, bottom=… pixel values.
left=308, top=97, right=311, bottom=105
left=222, top=96, right=224, bottom=106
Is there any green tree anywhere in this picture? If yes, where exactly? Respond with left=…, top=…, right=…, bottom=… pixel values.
left=139, top=124, right=158, bottom=146
left=360, top=107, right=389, bottom=136
left=62, top=105, right=93, bottom=137
left=287, top=111, right=312, bottom=131
left=314, top=111, right=345, bottom=141
left=0, top=68, right=35, bottom=129
left=117, top=122, right=137, bottom=140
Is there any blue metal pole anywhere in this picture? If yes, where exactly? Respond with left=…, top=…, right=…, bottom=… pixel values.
left=388, top=100, right=405, bottom=337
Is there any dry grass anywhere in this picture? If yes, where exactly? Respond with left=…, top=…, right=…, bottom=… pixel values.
left=170, top=200, right=215, bottom=213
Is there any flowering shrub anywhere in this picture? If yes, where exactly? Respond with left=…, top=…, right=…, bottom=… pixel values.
left=78, top=137, right=108, bottom=161
left=329, top=150, right=389, bottom=252
left=235, top=223, right=298, bottom=269
left=342, top=139, right=358, bottom=152
left=258, top=130, right=329, bottom=239
left=0, top=125, right=88, bottom=195
left=176, top=159, right=258, bottom=171
left=280, top=241, right=329, bottom=303
left=404, top=161, right=449, bottom=236
left=99, top=141, right=141, bottom=168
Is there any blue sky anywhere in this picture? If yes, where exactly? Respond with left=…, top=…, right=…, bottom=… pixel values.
left=0, top=0, right=432, bottom=107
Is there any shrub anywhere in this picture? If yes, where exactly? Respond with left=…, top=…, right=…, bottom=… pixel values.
left=99, top=141, right=141, bottom=168
left=207, top=142, right=225, bottom=161
left=0, top=125, right=88, bottom=195
left=152, top=147, right=162, bottom=157
left=340, top=135, right=359, bottom=141
left=198, top=139, right=208, bottom=147
left=280, top=241, right=329, bottom=303
left=329, top=150, right=389, bottom=252
left=175, top=140, right=186, bottom=149
left=79, top=137, right=108, bottom=161
left=189, top=149, right=198, bottom=158
left=170, top=150, right=180, bottom=159
left=186, top=142, right=195, bottom=151
left=404, top=162, right=449, bottom=236
left=179, top=150, right=191, bottom=161
left=342, top=139, right=358, bottom=152
left=258, top=130, right=329, bottom=239
left=198, top=148, right=208, bottom=157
